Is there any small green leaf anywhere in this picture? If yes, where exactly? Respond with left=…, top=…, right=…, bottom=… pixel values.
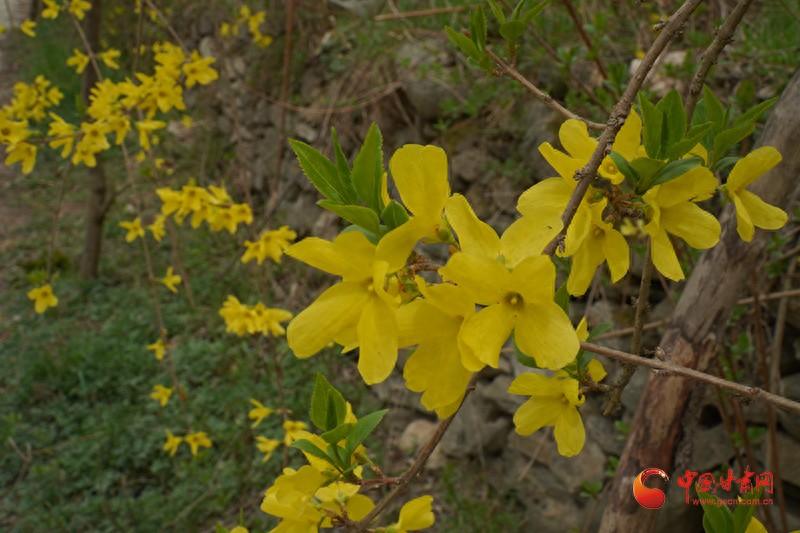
left=555, top=282, right=570, bottom=313
left=733, top=96, right=778, bottom=128
left=644, top=157, right=702, bottom=191
left=470, top=6, right=487, bottom=51
left=521, top=0, right=549, bottom=24
left=638, top=93, right=663, bottom=159
left=292, top=438, right=334, bottom=463
left=487, top=0, right=506, bottom=23
left=499, top=20, right=525, bottom=42
left=320, top=423, right=353, bottom=445
left=731, top=499, right=757, bottom=533
left=713, top=156, right=739, bottom=174
left=380, top=200, right=410, bottom=231
left=711, top=121, right=755, bottom=164
left=656, top=90, right=687, bottom=153
left=629, top=157, right=665, bottom=184
left=445, top=26, right=483, bottom=63
left=700, top=495, right=734, bottom=533
left=309, top=373, right=347, bottom=431
left=331, top=128, right=358, bottom=204
left=317, top=200, right=381, bottom=234
left=345, top=409, right=388, bottom=458
left=351, top=123, right=384, bottom=213
left=666, top=122, right=713, bottom=160
left=608, top=151, right=641, bottom=187
left=702, top=86, right=725, bottom=128
left=289, top=139, right=343, bottom=202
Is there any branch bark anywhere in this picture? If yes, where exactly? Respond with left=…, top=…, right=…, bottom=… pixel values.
left=599, top=68, right=800, bottom=533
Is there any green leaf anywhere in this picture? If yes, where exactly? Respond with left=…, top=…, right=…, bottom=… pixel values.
left=351, top=123, right=384, bottom=213
left=700, top=495, right=734, bottom=533
left=608, top=151, right=641, bottom=187
left=666, top=122, right=713, bottom=160
left=521, top=0, right=549, bottom=24
left=702, top=86, right=726, bottom=128
left=713, top=156, right=739, bottom=174
left=445, top=26, right=483, bottom=63
left=588, top=323, right=613, bottom=339
left=487, top=0, right=505, bottom=23
left=344, top=409, right=388, bottom=458
left=555, top=282, right=570, bottom=313
left=638, top=93, right=663, bottom=159
left=499, top=20, right=525, bottom=42
left=656, top=90, right=687, bottom=153
left=381, top=200, right=410, bottom=231
left=644, top=157, right=702, bottom=191
left=629, top=157, right=665, bottom=184
left=733, top=96, right=778, bottom=128
left=711, top=120, right=755, bottom=164
left=292, top=438, right=334, bottom=463
left=470, top=6, right=487, bottom=51
left=289, top=139, right=343, bottom=202
left=309, top=373, right=347, bottom=431
left=320, top=422, right=353, bottom=445
left=331, top=128, right=358, bottom=203
left=317, top=200, right=381, bottom=234
left=731, top=500, right=757, bottom=533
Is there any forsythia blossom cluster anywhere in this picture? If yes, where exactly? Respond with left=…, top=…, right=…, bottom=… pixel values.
left=284, top=114, right=788, bottom=459
left=156, top=183, right=253, bottom=234
left=241, top=226, right=297, bottom=264
left=219, top=295, right=293, bottom=337
left=219, top=5, right=274, bottom=47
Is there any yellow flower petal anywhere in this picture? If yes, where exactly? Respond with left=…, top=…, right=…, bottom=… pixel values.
left=375, top=218, right=427, bottom=272
left=439, top=253, right=510, bottom=305
left=654, top=166, right=718, bottom=208
left=727, top=146, right=782, bottom=192
left=510, top=255, right=555, bottom=303
left=512, top=397, right=561, bottom=435
left=508, top=372, right=564, bottom=397
left=459, top=303, right=515, bottom=368
left=287, top=282, right=369, bottom=357
left=553, top=405, right=585, bottom=457
left=515, top=302, right=579, bottom=370
left=287, top=232, right=375, bottom=281
left=397, top=495, right=435, bottom=531
left=444, top=194, right=500, bottom=259
left=517, top=175, right=573, bottom=217
left=567, top=234, right=604, bottom=296
left=538, top=142, right=583, bottom=180
left=650, top=228, right=684, bottom=281
left=356, top=296, right=398, bottom=384
left=389, top=144, right=450, bottom=223
left=559, top=119, right=596, bottom=160
left=738, top=189, right=788, bottom=231
left=602, top=228, right=630, bottom=283
left=587, top=359, right=607, bottom=382
left=611, top=110, right=642, bottom=160
left=500, top=215, right=562, bottom=267
left=660, top=202, right=720, bottom=249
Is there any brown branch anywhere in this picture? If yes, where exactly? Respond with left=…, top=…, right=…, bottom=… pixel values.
left=374, top=5, right=470, bottom=21
left=353, top=376, right=478, bottom=530
left=603, top=245, right=654, bottom=415
left=486, top=49, right=605, bottom=130
left=684, top=0, right=755, bottom=121
left=581, top=342, right=800, bottom=415
left=560, top=0, right=608, bottom=79
left=543, top=0, right=705, bottom=256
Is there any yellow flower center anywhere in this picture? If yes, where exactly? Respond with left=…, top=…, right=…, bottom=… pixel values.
left=504, top=291, right=524, bottom=309
left=603, top=160, right=618, bottom=175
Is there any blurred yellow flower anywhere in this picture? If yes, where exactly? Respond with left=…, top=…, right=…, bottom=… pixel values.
left=163, top=431, right=182, bottom=456
left=27, top=284, right=58, bottom=314
left=185, top=431, right=212, bottom=456
left=149, top=384, right=173, bottom=407
left=160, top=266, right=182, bottom=293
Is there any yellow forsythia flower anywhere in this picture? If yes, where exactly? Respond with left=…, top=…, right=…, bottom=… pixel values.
left=160, top=266, right=182, bottom=293
left=148, top=214, right=166, bottom=242
left=182, top=51, right=218, bottom=87
left=98, top=49, right=121, bottom=69
left=575, top=317, right=606, bottom=382
left=147, top=338, right=166, bottom=360
left=66, top=49, right=90, bottom=74
left=69, top=0, right=92, bottom=20
left=4, top=142, right=37, bottom=174
left=316, top=482, right=374, bottom=526
left=261, top=466, right=326, bottom=529
left=241, top=226, right=297, bottom=265
left=149, top=384, right=173, bottom=407
left=27, top=284, right=58, bottom=314
left=642, top=166, right=720, bottom=281
left=184, top=431, right=212, bottom=456
left=20, top=19, right=36, bottom=37
left=219, top=296, right=292, bottom=337
left=48, top=113, right=76, bottom=158
left=248, top=399, right=273, bottom=427
left=42, top=0, right=60, bottom=19
left=255, top=436, right=280, bottom=462
left=163, top=431, right=182, bottom=456
left=282, top=420, right=308, bottom=446
left=388, top=495, right=436, bottom=532
left=136, top=119, right=165, bottom=151
left=724, top=146, right=788, bottom=242
left=508, top=373, right=586, bottom=457
left=119, top=217, right=145, bottom=242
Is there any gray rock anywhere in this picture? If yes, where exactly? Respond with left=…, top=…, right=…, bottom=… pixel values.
left=690, top=425, right=736, bottom=472
left=440, top=391, right=510, bottom=458
left=395, top=39, right=453, bottom=120
left=478, top=374, right=523, bottom=415
left=620, top=366, right=648, bottom=413
left=451, top=147, right=489, bottom=183
left=771, top=432, right=800, bottom=488
left=397, top=419, right=445, bottom=469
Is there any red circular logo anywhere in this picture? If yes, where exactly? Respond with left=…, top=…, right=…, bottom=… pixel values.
left=633, top=468, right=669, bottom=509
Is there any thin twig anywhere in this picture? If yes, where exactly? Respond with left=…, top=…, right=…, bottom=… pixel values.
left=603, top=245, right=654, bottom=415
left=684, top=0, right=755, bottom=121
left=560, top=0, right=608, bottom=79
left=486, top=49, right=605, bottom=130
left=353, top=376, right=478, bottom=530
left=374, top=5, right=470, bottom=21
left=581, top=342, right=800, bottom=415
left=271, top=0, right=296, bottom=210
left=543, top=0, right=705, bottom=256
